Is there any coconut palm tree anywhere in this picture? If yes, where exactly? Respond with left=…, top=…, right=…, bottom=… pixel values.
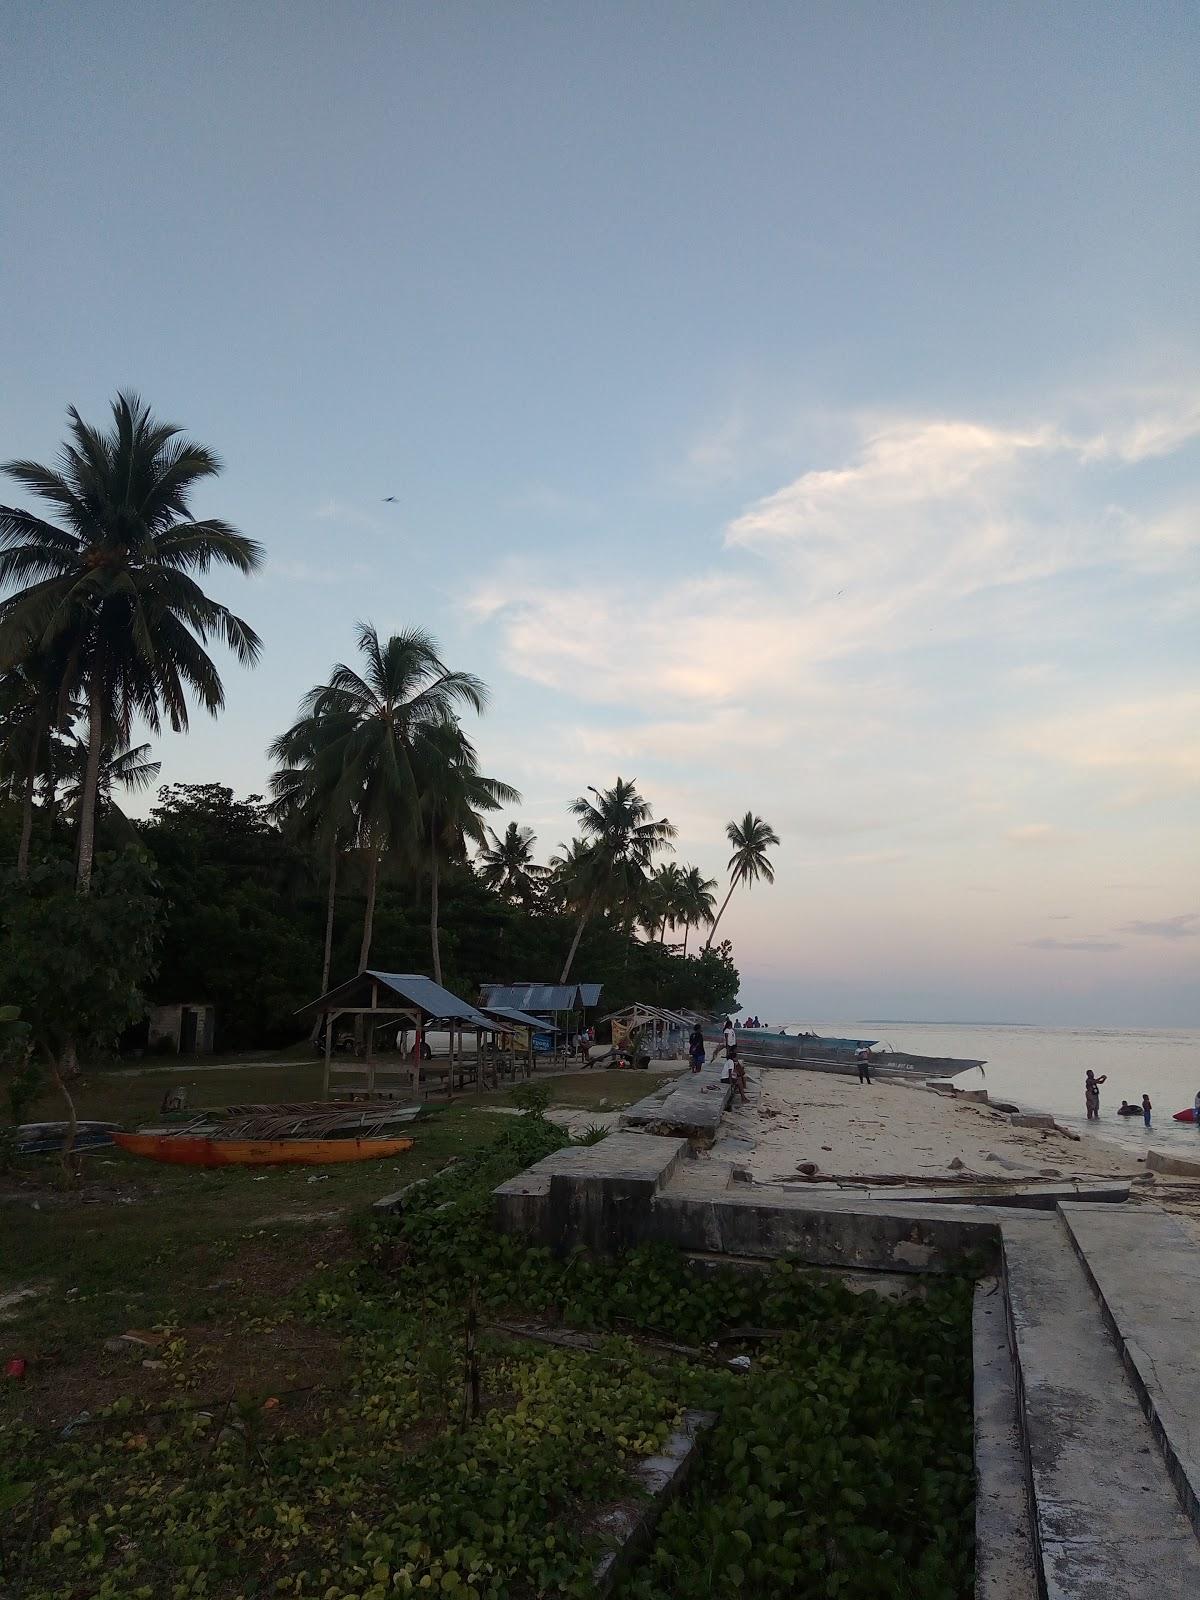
left=60, top=735, right=160, bottom=837
left=559, top=778, right=676, bottom=982
left=0, top=391, right=262, bottom=891
left=677, top=864, right=718, bottom=955
left=417, top=721, right=520, bottom=984
left=0, top=655, right=65, bottom=878
left=478, top=821, right=548, bottom=904
left=267, top=727, right=358, bottom=1003
left=704, top=812, right=781, bottom=951
left=642, top=862, right=686, bottom=943
left=275, top=624, right=488, bottom=972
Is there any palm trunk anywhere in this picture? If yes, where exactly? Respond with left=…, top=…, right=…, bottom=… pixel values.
left=321, top=843, right=338, bottom=992
left=310, top=843, right=339, bottom=1044
left=75, top=675, right=105, bottom=894
left=682, top=921, right=690, bottom=958
left=560, top=889, right=597, bottom=984
left=704, top=879, right=738, bottom=951
left=16, top=717, right=42, bottom=879
left=357, top=846, right=379, bottom=972
left=430, top=835, right=442, bottom=986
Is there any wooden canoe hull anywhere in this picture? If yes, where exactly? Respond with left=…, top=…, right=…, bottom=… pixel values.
left=112, top=1132, right=414, bottom=1168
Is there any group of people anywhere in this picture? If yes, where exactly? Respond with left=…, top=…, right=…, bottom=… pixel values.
left=1086, top=1070, right=1154, bottom=1127
left=689, top=1018, right=747, bottom=1103
left=738, top=1015, right=765, bottom=1030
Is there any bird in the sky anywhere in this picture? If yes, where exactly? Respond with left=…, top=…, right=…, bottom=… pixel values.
left=382, top=496, right=398, bottom=502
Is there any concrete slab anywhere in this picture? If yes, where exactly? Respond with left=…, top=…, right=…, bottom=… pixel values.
left=493, top=1132, right=688, bottom=1249
left=1147, top=1148, right=1200, bottom=1179
left=1000, top=1214, right=1200, bottom=1596
left=972, top=1280, right=1037, bottom=1600
left=789, top=1181, right=1130, bottom=1210
left=1060, top=1203, right=1200, bottom=1537
left=590, top=1409, right=716, bottom=1594
left=619, top=1061, right=732, bottom=1138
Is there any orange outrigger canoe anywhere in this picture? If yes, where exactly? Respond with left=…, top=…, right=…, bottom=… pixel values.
left=113, top=1132, right=414, bottom=1168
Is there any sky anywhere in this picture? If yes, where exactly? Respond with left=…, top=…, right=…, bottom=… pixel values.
left=2, top=2, right=1198, bottom=1026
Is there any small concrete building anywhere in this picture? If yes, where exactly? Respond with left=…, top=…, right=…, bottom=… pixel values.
left=148, top=1002, right=216, bottom=1055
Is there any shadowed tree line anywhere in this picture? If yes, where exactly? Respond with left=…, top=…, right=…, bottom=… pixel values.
left=0, top=394, right=773, bottom=1067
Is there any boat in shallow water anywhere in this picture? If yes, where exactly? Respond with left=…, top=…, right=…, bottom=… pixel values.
left=113, top=1132, right=414, bottom=1167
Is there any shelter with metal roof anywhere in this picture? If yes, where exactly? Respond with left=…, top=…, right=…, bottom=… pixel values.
left=299, top=971, right=495, bottom=1100
left=599, top=1002, right=696, bottom=1061
left=478, top=981, right=602, bottom=1017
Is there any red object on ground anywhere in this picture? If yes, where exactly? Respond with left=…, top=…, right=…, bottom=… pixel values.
left=4, top=1357, right=26, bottom=1378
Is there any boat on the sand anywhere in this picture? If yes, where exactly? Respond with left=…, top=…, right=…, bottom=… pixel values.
left=113, top=1131, right=414, bottom=1167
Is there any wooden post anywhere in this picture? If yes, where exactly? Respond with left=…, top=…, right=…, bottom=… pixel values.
left=323, top=1008, right=334, bottom=1100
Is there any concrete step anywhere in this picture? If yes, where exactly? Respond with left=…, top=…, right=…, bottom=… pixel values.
left=1001, top=1214, right=1200, bottom=1596
left=1060, top=1202, right=1200, bottom=1537
left=972, top=1280, right=1037, bottom=1600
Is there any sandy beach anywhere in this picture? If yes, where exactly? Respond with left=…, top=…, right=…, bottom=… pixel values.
left=723, top=1067, right=1139, bottom=1184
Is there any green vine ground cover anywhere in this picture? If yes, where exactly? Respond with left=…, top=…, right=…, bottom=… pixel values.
left=3, top=1116, right=974, bottom=1599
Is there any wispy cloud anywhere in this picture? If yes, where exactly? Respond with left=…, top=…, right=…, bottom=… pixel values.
left=269, top=557, right=372, bottom=584
left=1005, top=823, right=1063, bottom=846
left=1120, top=913, right=1200, bottom=940
left=1023, top=936, right=1123, bottom=952
left=1023, top=692, right=1200, bottom=806
left=506, top=484, right=599, bottom=520
left=312, top=497, right=385, bottom=533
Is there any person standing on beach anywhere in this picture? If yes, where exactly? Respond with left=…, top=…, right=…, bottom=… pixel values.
left=854, top=1044, right=872, bottom=1085
left=719, top=1017, right=737, bottom=1060
left=1142, top=1093, right=1152, bottom=1128
left=689, top=1023, right=706, bottom=1073
left=1084, top=1069, right=1107, bottom=1120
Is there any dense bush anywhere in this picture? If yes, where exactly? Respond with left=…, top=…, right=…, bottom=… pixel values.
left=2, top=1119, right=974, bottom=1600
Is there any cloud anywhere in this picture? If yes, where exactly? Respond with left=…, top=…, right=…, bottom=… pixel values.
left=1023, top=692, right=1200, bottom=805
left=506, top=484, right=599, bottom=519
left=312, top=497, right=385, bottom=532
left=1022, top=937, right=1123, bottom=952
left=1005, top=823, right=1062, bottom=846
left=269, top=558, right=371, bottom=584
left=1120, top=913, right=1200, bottom=940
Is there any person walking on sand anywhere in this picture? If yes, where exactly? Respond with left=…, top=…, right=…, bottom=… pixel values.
left=854, top=1044, right=872, bottom=1085
left=1142, top=1093, right=1152, bottom=1129
left=1084, top=1069, right=1107, bottom=1121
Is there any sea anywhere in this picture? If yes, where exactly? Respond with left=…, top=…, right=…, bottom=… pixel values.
left=780, top=1021, right=1200, bottom=1157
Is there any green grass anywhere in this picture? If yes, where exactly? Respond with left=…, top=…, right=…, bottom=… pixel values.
left=0, top=1105, right=515, bottom=1355
left=476, top=1068, right=676, bottom=1112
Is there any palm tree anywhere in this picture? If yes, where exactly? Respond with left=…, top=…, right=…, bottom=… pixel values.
left=276, top=624, right=487, bottom=973
left=267, top=694, right=365, bottom=1003
left=0, top=656, right=64, bottom=878
left=478, top=821, right=548, bottom=904
left=60, top=734, right=160, bottom=841
left=417, top=721, right=519, bottom=984
left=677, top=864, right=718, bottom=955
left=704, top=812, right=781, bottom=951
left=0, top=391, right=262, bottom=892
left=642, top=862, right=686, bottom=943
left=559, top=777, right=676, bottom=982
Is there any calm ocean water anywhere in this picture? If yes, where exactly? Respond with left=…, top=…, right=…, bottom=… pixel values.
left=786, top=1021, right=1200, bottom=1155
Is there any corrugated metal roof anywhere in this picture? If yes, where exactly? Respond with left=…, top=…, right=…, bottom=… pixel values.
left=480, top=1004, right=554, bottom=1031
left=479, top=983, right=582, bottom=1013
left=366, top=973, right=495, bottom=1028
left=298, top=971, right=493, bottom=1029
